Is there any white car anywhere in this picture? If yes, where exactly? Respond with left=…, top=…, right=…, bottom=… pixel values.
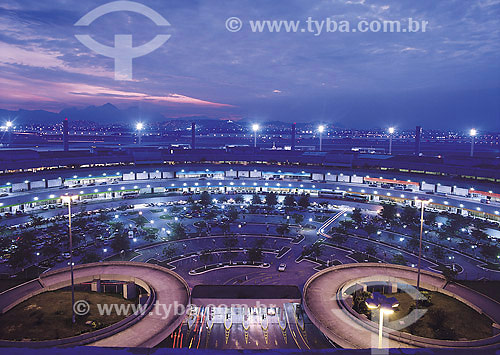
left=278, top=263, right=286, bottom=272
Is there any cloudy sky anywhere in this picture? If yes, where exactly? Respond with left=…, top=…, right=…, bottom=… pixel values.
left=0, top=0, right=499, bottom=129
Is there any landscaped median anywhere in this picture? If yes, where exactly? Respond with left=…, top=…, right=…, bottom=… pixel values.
left=189, top=261, right=270, bottom=275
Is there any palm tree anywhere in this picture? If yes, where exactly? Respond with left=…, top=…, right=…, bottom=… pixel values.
left=220, top=220, right=231, bottom=235
left=276, top=223, right=290, bottom=236
left=29, top=214, right=45, bottom=229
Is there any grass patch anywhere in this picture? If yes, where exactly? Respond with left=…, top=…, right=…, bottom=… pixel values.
left=382, top=291, right=492, bottom=340
left=159, top=214, right=173, bottom=220
left=144, top=227, right=159, bottom=234
left=314, top=215, right=330, bottom=222
left=0, top=290, right=135, bottom=341
left=131, top=215, right=148, bottom=225
left=349, top=252, right=379, bottom=263
left=150, top=209, right=163, bottom=213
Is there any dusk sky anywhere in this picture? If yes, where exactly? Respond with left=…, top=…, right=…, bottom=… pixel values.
left=0, top=0, right=499, bottom=129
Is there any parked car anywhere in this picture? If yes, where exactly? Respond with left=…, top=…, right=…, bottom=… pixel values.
left=278, top=263, right=286, bottom=272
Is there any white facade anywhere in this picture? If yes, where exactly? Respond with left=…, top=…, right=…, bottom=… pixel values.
left=123, top=173, right=136, bottom=181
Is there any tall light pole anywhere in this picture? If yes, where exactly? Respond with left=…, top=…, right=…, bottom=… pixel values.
left=366, top=292, right=399, bottom=349
left=136, top=122, right=144, bottom=145
left=252, top=124, right=259, bottom=148
left=388, top=127, right=395, bottom=155
left=318, top=125, right=325, bottom=151
left=61, top=195, right=78, bottom=324
left=415, top=198, right=430, bottom=293
left=5, top=121, right=13, bottom=146
left=469, top=128, right=477, bottom=157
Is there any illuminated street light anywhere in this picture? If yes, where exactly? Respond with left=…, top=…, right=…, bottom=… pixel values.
left=388, top=127, right=395, bottom=155
left=252, top=124, right=259, bottom=148
left=61, top=194, right=78, bottom=324
left=415, top=198, right=430, bottom=293
left=366, top=292, right=399, bottom=349
left=5, top=121, right=13, bottom=129
left=318, top=125, right=325, bottom=151
left=470, top=128, right=477, bottom=157
left=136, top=122, right=144, bottom=145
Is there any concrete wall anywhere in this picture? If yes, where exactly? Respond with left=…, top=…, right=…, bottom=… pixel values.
left=312, top=173, right=324, bottom=181
left=11, top=182, right=28, bottom=192
left=453, top=187, right=469, bottom=196
left=30, top=180, right=46, bottom=189
left=325, top=173, right=337, bottom=182
left=47, top=178, right=62, bottom=188
left=437, top=185, right=452, bottom=194
left=123, top=173, right=135, bottom=181
left=421, top=182, right=435, bottom=191
left=249, top=170, right=261, bottom=178
left=338, top=174, right=350, bottom=182
left=351, top=176, right=363, bottom=184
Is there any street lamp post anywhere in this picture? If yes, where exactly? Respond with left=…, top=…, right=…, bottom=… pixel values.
left=5, top=121, right=13, bottom=146
left=318, top=125, right=325, bottom=151
left=388, top=127, right=395, bottom=155
left=366, top=292, right=399, bottom=349
left=416, top=198, right=429, bottom=292
left=252, top=124, right=259, bottom=148
left=61, top=195, right=78, bottom=324
left=470, top=129, right=477, bottom=157
left=136, top=122, right=144, bottom=145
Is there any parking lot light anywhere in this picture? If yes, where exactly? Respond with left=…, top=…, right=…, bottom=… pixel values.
left=252, top=124, right=259, bottom=147
left=366, top=292, right=399, bottom=349
left=318, top=125, right=325, bottom=151
left=415, top=199, right=430, bottom=293
left=61, top=194, right=78, bottom=324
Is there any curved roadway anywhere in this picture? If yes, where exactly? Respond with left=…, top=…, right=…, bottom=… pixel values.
left=303, top=263, right=500, bottom=349
left=0, top=262, right=190, bottom=348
